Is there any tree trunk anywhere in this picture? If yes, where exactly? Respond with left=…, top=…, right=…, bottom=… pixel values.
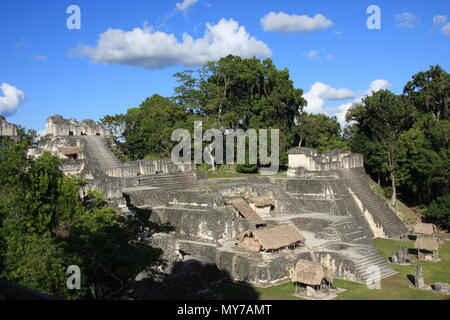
left=390, top=171, right=397, bottom=207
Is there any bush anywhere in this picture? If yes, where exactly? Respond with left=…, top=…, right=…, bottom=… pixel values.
left=236, top=164, right=258, bottom=174
left=424, top=194, right=450, bottom=230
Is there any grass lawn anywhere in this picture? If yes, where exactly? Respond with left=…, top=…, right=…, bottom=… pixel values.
left=218, top=237, right=450, bottom=300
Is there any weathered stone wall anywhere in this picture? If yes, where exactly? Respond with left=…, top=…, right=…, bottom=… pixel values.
left=123, top=187, right=169, bottom=207
left=315, top=251, right=358, bottom=283
left=104, top=158, right=195, bottom=178
left=0, top=116, right=17, bottom=137
left=45, top=115, right=111, bottom=137
left=287, top=147, right=363, bottom=176
left=152, top=206, right=252, bottom=243
left=28, top=136, right=87, bottom=160
left=168, top=191, right=225, bottom=209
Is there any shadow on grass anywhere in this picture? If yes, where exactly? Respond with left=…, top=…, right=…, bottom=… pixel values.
left=131, top=259, right=260, bottom=300
left=406, top=274, right=416, bottom=286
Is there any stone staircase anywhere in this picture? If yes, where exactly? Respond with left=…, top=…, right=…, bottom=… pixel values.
left=351, top=246, right=397, bottom=284
left=82, top=136, right=122, bottom=172
left=137, top=172, right=199, bottom=194
left=340, top=169, right=408, bottom=239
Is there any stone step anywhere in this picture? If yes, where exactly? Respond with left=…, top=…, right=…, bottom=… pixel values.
left=342, top=170, right=408, bottom=238
left=82, top=136, right=122, bottom=172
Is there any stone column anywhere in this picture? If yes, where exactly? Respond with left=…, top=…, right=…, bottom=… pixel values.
left=414, top=264, right=425, bottom=288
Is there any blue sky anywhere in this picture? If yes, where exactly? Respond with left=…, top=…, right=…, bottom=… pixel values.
left=1, top=0, right=449, bottom=132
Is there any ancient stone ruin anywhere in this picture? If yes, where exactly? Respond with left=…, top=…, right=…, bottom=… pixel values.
left=23, top=116, right=413, bottom=297
left=44, top=115, right=111, bottom=137
left=390, top=246, right=411, bottom=265
left=0, top=115, right=17, bottom=140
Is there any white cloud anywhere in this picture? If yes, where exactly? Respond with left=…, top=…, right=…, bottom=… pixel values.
left=335, top=79, right=390, bottom=125
left=0, top=83, right=26, bottom=116
left=326, top=54, right=334, bottom=61
left=308, top=50, right=318, bottom=60
left=70, top=18, right=272, bottom=69
left=304, top=82, right=356, bottom=114
left=366, top=79, right=390, bottom=95
left=175, top=0, right=199, bottom=12
left=442, top=22, right=450, bottom=36
left=433, top=15, right=447, bottom=25
left=395, top=12, right=420, bottom=29
left=260, top=12, right=333, bottom=34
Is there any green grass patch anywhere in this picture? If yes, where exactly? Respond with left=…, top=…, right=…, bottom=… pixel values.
left=217, top=238, right=450, bottom=300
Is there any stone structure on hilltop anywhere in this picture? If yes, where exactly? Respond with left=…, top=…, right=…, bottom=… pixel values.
left=25, top=120, right=412, bottom=297
left=287, top=147, right=408, bottom=239
left=0, top=115, right=17, bottom=138
left=44, top=115, right=111, bottom=137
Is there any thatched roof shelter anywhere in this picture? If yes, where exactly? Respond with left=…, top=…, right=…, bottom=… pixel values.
left=238, top=225, right=305, bottom=252
left=59, top=146, right=81, bottom=156
left=226, top=198, right=266, bottom=226
left=413, top=223, right=436, bottom=236
left=248, top=196, right=274, bottom=207
left=293, top=260, right=331, bottom=286
left=415, top=237, right=442, bottom=251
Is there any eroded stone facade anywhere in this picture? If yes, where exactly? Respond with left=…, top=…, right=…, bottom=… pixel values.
left=45, top=115, right=111, bottom=137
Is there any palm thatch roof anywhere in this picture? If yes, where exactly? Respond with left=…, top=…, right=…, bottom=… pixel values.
left=226, top=198, right=265, bottom=225
left=293, top=260, right=326, bottom=286
left=238, top=225, right=305, bottom=251
left=415, top=237, right=442, bottom=251
left=248, top=196, right=274, bottom=207
left=413, top=223, right=436, bottom=236
left=59, top=146, right=81, bottom=156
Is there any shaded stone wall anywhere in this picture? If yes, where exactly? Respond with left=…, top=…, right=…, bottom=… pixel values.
left=152, top=206, right=252, bottom=243
left=104, top=158, right=195, bottom=178
left=45, top=115, right=111, bottom=137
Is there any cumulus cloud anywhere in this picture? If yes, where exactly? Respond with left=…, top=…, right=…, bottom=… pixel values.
left=335, top=79, right=390, bottom=125
left=70, top=18, right=272, bottom=69
left=395, top=12, right=420, bottom=29
left=260, top=12, right=333, bottom=34
left=0, top=83, right=26, bottom=116
left=303, top=82, right=356, bottom=114
left=175, top=0, right=199, bottom=12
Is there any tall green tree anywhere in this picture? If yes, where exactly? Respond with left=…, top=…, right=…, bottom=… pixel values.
left=346, top=90, right=415, bottom=207
left=403, top=65, right=450, bottom=121
left=296, top=113, right=348, bottom=152
left=122, top=94, right=189, bottom=160
left=174, top=55, right=306, bottom=151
